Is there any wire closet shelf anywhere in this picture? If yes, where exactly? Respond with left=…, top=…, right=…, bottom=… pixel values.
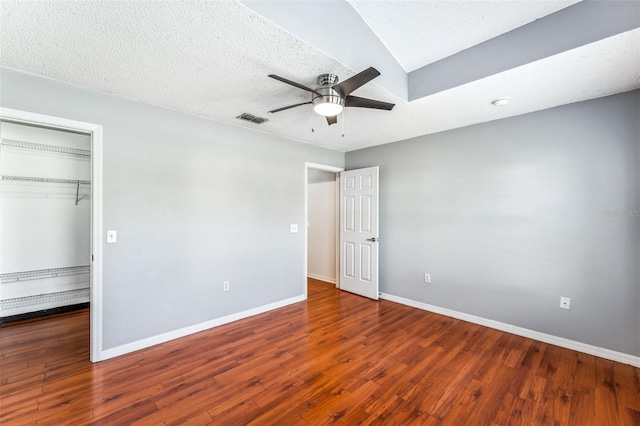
left=0, top=289, right=89, bottom=310
left=1, top=138, right=91, bottom=157
left=0, top=175, right=91, bottom=205
left=0, top=175, right=91, bottom=185
left=0, top=265, right=90, bottom=284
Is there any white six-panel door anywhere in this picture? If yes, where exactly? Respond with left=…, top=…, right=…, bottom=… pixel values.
left=339, top=167, right=379, bottom=300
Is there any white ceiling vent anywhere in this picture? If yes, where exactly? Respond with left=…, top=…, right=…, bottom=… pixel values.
left=236, top=113, right=269, bottom=124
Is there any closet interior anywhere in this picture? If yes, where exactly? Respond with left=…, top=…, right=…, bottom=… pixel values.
left=0, top=120, right=91, bottom=324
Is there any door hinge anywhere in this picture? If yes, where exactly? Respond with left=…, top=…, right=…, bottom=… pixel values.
left=91, top=254, right=94, bottom=261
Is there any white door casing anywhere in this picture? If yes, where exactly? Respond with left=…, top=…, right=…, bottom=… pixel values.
left=339, top=166, right=379, bottom=300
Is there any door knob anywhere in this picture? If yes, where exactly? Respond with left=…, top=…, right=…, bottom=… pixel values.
left=366, top=237, right=378, bottom=242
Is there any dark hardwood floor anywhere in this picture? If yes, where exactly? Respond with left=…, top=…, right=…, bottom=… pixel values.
left=1, top=278, right=639, bottom=425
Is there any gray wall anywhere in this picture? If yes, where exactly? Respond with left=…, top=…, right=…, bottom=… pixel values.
left=1, top=67, right=344, bottom=350
left=2, top=67, right=638, bottom=358
left=347, top=91, right=640, bottom=357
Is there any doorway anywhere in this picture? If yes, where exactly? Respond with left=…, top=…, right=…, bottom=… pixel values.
left=0, top=107, right=103, bottom=362
left=304, top=162, right=343, bottom=299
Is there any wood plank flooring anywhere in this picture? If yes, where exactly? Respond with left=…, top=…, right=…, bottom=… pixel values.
left=1, top=278, right=639, bottom=425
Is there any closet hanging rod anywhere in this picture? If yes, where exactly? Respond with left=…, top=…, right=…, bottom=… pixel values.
left=1, top=265, right=90, bottom=284
left=1, top=175, right=91, bottom=185
left=1, top=138, right=91, bottom=157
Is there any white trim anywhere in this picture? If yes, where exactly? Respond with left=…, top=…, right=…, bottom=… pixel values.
left=0, top=107, right=104, bottom=362
left=101, top=295, right=305, bottom=361
left=334, top=174, right=340, bottom=289
left=90, top=127, right=103, bottom=362
left=305, top=163, right=344, bottom=174
left=380, top=292, right=640, bottom=368
left=307, top=273, right=336, bottom=284
left=304, top=162, right=344, bottom=299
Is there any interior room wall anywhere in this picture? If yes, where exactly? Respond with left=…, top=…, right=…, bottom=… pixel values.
left=346, top=90, right=640, bottom=357
left=0, top=67, right=344, bottom=351
left=307, top=169, right=336, bottom=283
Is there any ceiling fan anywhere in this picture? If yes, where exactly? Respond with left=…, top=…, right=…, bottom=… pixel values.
left=268, top=67, right=395, bottom=126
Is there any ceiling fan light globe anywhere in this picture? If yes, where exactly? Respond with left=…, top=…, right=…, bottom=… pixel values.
left=314, top=103, right=344, bottom=117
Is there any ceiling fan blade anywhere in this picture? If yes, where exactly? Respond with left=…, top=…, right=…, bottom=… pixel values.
left=332, top=67, right=381, bottom=98
left=326, top=115, right=338, bottom=126
left=268, top=74, right=322, bottom=96
left=345, top=95, right=395, bottom=111
left=268, top=101, right=312, bottom=113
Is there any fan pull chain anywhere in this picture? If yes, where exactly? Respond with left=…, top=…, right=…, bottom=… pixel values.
left=311, top=106, right=315, bottom=133
left=341, top=110, right=345, bottom=137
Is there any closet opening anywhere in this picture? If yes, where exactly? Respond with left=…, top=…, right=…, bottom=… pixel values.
left=0, top=108, right=103, bottom=362
left=304, top=162, right=343, bottom=298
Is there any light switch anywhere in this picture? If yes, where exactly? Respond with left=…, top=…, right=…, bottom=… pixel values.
left=107, top=230, right=117, bottom=243
left=290, top=224, right=298, bottom=233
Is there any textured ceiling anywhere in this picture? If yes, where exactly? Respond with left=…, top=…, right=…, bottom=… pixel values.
left=1, top=1, right=639, bottom=153
left=348, top=0, right=581, bottom=72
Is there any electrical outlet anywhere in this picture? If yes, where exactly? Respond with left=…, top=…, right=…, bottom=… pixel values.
left=107, top=230, right=117, bottom=243
left=424, top=273, right=430, bottom=284
left=290, top=224, right=298, bottom=233
left=560, top=296, right=570, bottom=310
left=223, top=281, right=230, bottom=292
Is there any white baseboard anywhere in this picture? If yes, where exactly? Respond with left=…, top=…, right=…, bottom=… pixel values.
left=380, top=292, right=640, bottom=368
left=307, top=273, right=336, bottom=284
left=100, top=295, right=306, bottom=361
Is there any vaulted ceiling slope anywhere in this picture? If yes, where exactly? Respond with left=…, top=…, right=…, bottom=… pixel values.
left=349, top=0, right=582, bottom=72
left=1, top=1, right=639, bottom=152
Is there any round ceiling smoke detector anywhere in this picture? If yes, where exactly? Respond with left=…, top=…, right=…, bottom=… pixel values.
left=491, top=97, right=510, bottom=107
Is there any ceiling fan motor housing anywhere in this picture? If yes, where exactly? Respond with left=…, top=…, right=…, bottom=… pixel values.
left=312, top=87, right=343, bottom=108
left=313, top=74, right=343, bottom=115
